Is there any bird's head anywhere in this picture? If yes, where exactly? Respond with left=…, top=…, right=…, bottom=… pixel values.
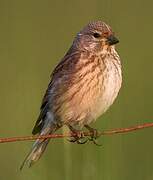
left=74, top=21, right=119, bottom=53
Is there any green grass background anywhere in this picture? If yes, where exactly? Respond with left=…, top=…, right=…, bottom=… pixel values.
left=0, top=0, right=153, bottom=179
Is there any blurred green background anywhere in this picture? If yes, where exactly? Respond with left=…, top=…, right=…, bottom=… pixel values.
left=0, top=0, right=153, bottom=179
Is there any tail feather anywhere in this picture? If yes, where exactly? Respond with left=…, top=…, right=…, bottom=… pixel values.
left=20, top=138, right=50, bottom=170
left=20, top=112, right=60, bottom=170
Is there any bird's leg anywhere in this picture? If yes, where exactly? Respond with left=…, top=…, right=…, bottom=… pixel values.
left=84, top=125, right=102, bottom=146
left=68, top=125, right=88, bottom=144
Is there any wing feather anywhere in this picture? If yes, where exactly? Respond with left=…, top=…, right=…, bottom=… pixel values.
left=32, top=50, right=81, bottom=134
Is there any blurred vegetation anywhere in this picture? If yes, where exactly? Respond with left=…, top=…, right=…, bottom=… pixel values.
left=0, top=0, right=153, bottom=179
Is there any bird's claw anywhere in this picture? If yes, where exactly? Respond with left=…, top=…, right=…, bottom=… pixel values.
left=68, top=131, right=88, bottom=144
left=84, top=125, right=102, bottom=146
left=88, top=136, right=102, bottom=146
left=68, top=125, right=102, bottom=146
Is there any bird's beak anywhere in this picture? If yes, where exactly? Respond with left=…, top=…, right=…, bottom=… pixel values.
left=107, top=35, right=119, bottom=45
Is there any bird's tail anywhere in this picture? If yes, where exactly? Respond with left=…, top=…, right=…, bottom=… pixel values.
left=20, top=117, right=59, bottom=170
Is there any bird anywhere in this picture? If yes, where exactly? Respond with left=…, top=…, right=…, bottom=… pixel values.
left=20, top=21, right=122, bottom=169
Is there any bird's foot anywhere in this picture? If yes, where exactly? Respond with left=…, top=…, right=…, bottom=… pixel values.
left=84, top=125, right=102, bottom=146
left=68, top=126, right=88, bottom=144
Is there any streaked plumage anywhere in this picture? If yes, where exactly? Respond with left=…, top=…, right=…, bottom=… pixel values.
left=20, top=21, right=122, bottom=169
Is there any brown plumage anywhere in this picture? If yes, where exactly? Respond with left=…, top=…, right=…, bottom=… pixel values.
left=20, top=21, right=122, bottom=169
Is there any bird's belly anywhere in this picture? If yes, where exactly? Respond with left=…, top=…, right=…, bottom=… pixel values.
left=89, top=65, right=122, bottom=123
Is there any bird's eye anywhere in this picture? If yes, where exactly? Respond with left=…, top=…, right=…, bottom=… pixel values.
left=93, top=32, right=101, bottom=38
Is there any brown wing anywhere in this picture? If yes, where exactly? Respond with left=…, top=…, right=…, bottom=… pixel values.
left=32, top=50, right=81, bottom=134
